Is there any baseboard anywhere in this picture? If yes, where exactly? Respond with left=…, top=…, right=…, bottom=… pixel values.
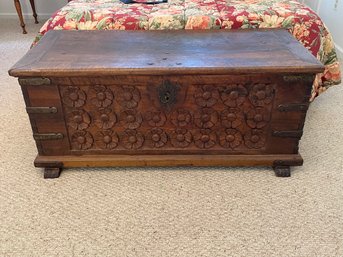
left=0, top=13, right=51, bottom=19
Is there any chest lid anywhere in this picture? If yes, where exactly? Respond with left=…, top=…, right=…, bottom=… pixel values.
left=9, top=29, right=324, bottom=77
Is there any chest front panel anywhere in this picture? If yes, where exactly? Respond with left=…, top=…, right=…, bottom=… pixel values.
left=21, top=74, right=311, bottom=156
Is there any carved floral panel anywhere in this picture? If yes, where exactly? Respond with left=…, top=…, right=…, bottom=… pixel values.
left=60, top=81, right=275, bottom=152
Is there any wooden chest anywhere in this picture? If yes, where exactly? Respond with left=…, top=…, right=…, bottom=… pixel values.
left=9, top=29, right=324, bottom=178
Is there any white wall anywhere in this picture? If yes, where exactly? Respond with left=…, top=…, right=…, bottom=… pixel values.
left=0, top=0, right=66, bottom=18
left=303, top=0, right=320, bottom=11
left=303, top=0, right=343, bottom=59
left=318, top=0, right=343, bottom=59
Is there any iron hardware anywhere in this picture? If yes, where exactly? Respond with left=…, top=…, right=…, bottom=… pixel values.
left=33, top=133, right=63, bottom=141
left=277, top=104, right=308, bottom=112
left=19, top=77, right=51, bottom=86
left=283, top=75, right=314, bottom=82
left=26, top=107, right=57, bottom=114
left=272, top=130, right=303, bottom=138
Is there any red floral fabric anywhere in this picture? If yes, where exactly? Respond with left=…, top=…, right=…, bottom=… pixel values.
left=34, top=0, right=341, bottom=100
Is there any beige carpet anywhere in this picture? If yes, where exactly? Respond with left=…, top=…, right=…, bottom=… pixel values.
left=1, top=17, right=343, bottom=257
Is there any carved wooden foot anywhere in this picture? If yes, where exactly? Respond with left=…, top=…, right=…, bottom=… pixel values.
left=273, top=166, right=291, bottom=177
left=44, top=167, right=61, bottom=179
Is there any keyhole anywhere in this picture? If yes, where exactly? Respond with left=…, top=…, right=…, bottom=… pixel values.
left=158, top=80, right=177, bottom=106
left=164, top=92, right=171, bottom=102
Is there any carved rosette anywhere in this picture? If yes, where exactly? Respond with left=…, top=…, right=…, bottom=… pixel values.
left=145, top=111, right=167, bottom=127
left=121, top=129, right=144, bottom=150
left=194, top=108, right=218, bottom=129
left=95, top=130, right=119, bottom=150
left=94, top=108, right=117, bottom=130
left=194, top=85, right=219, bottom=107
left=246, top=107, right=270, bottom=128
left=219, top=84, right=247, bottom=107
left=146, top=128, right=168, bottom=148
left=71, top=131, right=94, bottom=150
left=244, top=129, right=266, bottom=149
left=66, top=110, right=91, bottom=130
left=218, top=129, right=242, bottom=149
left=62, top=86, right=86, bottom=108
left=170, top=129, right=192, bottom=148
left=117, top=85, right=141, bottom=109
left=249, top=83, right=274, bottom=106
left=120, top=110, right=143, bottom=129
left=171, top=109, right=193, bottom=127
left=194, top=129, right=216, bottom=149
left=89, top=85, right=114, bottom=108
left=220, top=108, right=244, bottom=129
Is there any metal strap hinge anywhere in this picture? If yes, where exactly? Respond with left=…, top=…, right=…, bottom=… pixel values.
left=272, top=130, right=303, bottom=138
left=33, top=133, right=63, bottom=141
left=283, top=75, right=315, bottom=82
left=26, top=107, right=58, bottom=114
left=19, top=77, right=51, bottom=86
left=277, top=104, right=309, bottom=112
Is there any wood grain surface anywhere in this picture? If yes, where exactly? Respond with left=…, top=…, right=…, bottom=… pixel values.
left=9, top=29, right=324, bottom=77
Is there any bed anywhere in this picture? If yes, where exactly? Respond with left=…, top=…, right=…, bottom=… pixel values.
left=34, top=0, right=341, bottom=100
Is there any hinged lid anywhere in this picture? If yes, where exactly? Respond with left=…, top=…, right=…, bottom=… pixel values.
left=9, top=29, right=324, bottom=77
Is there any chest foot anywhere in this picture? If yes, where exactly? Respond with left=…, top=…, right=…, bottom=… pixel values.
left=44, top=167, right=61, bottom=179
left=273, top=166, right=291, bottom=177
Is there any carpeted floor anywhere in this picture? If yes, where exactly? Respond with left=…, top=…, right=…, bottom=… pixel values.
left=0, top=17, right=343, bottom=257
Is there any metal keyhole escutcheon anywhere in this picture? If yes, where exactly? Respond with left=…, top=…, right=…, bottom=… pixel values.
left=158, top=80, right=178, bottom=108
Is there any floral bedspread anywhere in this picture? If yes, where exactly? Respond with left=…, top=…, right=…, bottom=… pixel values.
left=35, top=0, right=341, bottom=100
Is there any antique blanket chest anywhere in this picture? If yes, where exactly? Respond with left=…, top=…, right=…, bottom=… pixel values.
left=9, top=29, right=324, bottom=178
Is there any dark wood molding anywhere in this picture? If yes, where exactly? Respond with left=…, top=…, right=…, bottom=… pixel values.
left=35, top=154, right=304, bottom=168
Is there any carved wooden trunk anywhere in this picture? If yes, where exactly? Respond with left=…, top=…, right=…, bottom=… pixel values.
left=9, top=30, right=324, bottom=178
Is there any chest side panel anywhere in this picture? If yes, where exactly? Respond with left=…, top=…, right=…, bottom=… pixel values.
left=21, top=84, right=70, bottom=155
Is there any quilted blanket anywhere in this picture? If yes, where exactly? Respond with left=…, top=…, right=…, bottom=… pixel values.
left=35, top=0, right=341, bottom=100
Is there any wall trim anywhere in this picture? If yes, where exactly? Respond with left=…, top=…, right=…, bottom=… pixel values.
left=0, top=13, right=51, bottom=19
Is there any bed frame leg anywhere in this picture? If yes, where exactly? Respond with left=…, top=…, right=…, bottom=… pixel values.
left=29, top=0, right=39, bottom=24
left=14, top=0, right=27, bottom=34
